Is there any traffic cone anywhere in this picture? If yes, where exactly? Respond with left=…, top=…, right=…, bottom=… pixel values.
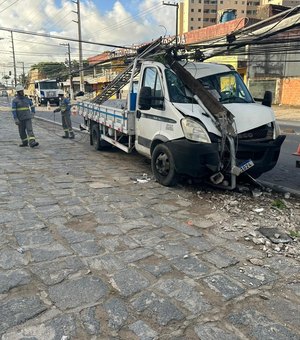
left=47, top=101, right=51, bottom=110
left=293, top=144, right=300, bottom=156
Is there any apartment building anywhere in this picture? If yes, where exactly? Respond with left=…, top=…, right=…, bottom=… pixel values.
left=178, top=0, right=298, bottom=34
left=261, top=0, right=299, bottom=6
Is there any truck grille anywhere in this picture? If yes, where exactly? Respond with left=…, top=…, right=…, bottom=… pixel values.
left=238, top=124, right=273, bottom=141
left=46, top=91, right=56, bottom=97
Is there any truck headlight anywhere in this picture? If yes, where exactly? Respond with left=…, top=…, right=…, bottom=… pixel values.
left=181, top=117, right=211, bottom=143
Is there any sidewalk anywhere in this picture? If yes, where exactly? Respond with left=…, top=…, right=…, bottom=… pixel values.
left=273, top=104, right=300, bottom=122
left=0, top=111, right=299, bottom=339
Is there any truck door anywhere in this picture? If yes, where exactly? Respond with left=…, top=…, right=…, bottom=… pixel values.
left=135, top=66, right=164, bottom=157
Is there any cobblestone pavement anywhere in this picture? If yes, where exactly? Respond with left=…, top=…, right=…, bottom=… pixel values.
left=0, top=112, right=299, bottom=340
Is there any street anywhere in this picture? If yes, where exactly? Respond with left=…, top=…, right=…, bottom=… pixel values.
left=0, top=105, right=299, bottom=339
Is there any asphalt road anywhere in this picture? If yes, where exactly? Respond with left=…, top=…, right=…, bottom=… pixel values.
left=3, top=98, right=299, bottom=194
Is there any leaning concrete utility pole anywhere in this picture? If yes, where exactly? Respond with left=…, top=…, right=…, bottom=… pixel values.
left=72, top=0, right=84, bottom=92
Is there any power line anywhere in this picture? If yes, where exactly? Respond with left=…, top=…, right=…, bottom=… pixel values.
left=0, top=26, right=136, bottom=50
left=0, top=0, right=19, bottom=13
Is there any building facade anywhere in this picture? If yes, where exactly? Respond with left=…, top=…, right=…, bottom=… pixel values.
left=178, top=0, right=299, bottom=34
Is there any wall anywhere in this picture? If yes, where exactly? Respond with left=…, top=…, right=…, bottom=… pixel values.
left=280, top=78, right=300, bottom=105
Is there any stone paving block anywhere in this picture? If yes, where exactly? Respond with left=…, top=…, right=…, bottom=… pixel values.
left=117, top=220, right=153, bottom=233
left=0, top=248, right=29, bottom=269
left=129, top=320, right=158, bottom=340
left=223, top=242, right=264, bottom=260
left=142, top=262, right=173, bottom=277
left=35, top=204, right=63, bottom=219
left=0, top=269, right=31, bottom=293
left=14, top=229, right=54, bottom=248
left=265, top=297, right=300, bottom=332
left=94, top=211, right=124, bottom=225
left=122, top=207, right=155, bottom=219
left=129, top=229, right=166, bottom=246
left=80, top=306, right=101, bottom=336
left=57, top=225, right=94, bottom=243
left=95, top=224, right=123, bottom=235
left=0, top=296, right=48, bottom=334
left=194, top=323, right=240, bottom=340
left=169, top=220, right=203, bottom=237
left=85, top=254, right=125, bottom=272
left=155, top=243, right=190, bottom=259
left=171, top=255, right=211, bottom=278
left=154, top=278, right=211, bottom=314
left=226, top=265, right=278, bottom=288
left=264, top=256, right=300, bottom=277
left=117, top=248, right=153, bottom=264
left=48, top=276, right=108, bottom=310
left=286, top=282, right=300, bottom=297
left=104, top=297, right=128, bottom=330
left=70, top=240, right=105, bottom=256
left=0, top=211, right=19, bottom=224
left=184, top=236, right=214, bottom=253
left=6, top=220, right=47, bottom=232
left=64, top=205, right=90, bottom=217
left=203, top=274, right=245, bottom=301
left=228, top=308, right=299, bottom=340
left=131, top=291, right=184, bottom=326
left=30, top=256, right=86, bottom=285
left=202, top=249, right=239, bottom=269
left=30, top=242, right=73, bottom=262
left=111, top=268, right=150, bottom=297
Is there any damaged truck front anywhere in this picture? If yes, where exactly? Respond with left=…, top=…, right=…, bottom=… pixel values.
left=134, top=54, right=285, bottom=187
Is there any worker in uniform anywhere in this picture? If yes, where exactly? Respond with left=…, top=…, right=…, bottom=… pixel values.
left=11, top=84, right=39, bottom=147
left=54, top=90, right=75, bottom=139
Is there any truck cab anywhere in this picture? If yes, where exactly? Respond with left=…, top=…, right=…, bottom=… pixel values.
left=34, top=80, right=60, bottom=106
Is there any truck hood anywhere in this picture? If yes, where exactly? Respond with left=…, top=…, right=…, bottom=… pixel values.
left=173, top=102, right=275, bottom=135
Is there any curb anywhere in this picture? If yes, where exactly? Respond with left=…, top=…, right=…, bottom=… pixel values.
left=258, top=180, right=300, bottom=198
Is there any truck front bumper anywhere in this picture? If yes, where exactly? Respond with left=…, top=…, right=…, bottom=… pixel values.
left=167, top=139, right=220, bottom=178
left=166, top=135, right=285, bottom=179
left=236, top=135, right=286, bottom=178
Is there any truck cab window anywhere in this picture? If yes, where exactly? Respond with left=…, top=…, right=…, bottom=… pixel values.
left=199, top=71, right=253, bottom=104
left=142, top=67, right=163, bottom=109
left=165, top=69, right=194, bottom=103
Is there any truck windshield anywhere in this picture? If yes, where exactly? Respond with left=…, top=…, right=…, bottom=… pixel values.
left=199, top=71, right=253, bottom=104
left=165, top=69, right=195, bottom=104
left=38, top=82, right=58, bottom=90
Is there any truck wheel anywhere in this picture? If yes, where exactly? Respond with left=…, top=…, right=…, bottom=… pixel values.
left=151, top=144, right=177, bottom=186
left=91, top=123, right=110, bottom=150
left=91, top=124, right=102, bottom=150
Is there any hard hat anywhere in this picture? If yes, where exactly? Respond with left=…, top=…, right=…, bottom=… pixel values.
left=57, top=90, right=64, bottom=96
left=15, top=84, right=24, bottom=92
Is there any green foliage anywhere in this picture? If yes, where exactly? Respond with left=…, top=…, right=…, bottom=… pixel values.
left=30, top=62, right=68, bottom=81
left=271, top=199, right=286, bottom=209
left=289, top=230, right=300, bottom=238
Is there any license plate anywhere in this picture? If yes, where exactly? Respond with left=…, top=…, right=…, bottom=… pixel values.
left=239, top=159, right=254, bottom=173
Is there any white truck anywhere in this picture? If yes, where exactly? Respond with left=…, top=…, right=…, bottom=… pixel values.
left=77, top=6, right=300, bottom=188
left=77, top=42, right=285, bottom=188
left=33, top=79, right=60, bottom=106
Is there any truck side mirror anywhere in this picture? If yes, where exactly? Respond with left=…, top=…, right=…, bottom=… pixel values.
left=262, top=91, right=272, bottom=107
left=138, top=86, right=152, bottom=110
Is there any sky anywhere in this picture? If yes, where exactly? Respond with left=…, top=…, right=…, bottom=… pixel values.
left=0, top=0, right=178, bottom=82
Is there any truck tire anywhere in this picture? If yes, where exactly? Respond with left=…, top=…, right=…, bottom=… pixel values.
left=151, top=143, right=177, bottom=186
left=91, top=123, right=110, bottom=151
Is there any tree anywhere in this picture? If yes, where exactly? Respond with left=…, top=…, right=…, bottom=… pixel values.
left=30, top=62, right=68, bottom=81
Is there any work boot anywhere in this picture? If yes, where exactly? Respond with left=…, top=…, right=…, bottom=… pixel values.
left=19, top=142, right=28, bottom=147
left=62, top=132, right=69, bottom=139
left=29, top=141, right=39, bottom=148
left=69, top=131, right=75, bottom=139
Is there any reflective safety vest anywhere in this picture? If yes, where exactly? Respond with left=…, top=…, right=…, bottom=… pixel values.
left=12, top=96, right=35, bottom=121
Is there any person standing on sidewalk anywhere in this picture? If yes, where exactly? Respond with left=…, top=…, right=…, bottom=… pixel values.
left=11, top=84, right=39, bottom=148
left=54, top=90, right=75, bottom=139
